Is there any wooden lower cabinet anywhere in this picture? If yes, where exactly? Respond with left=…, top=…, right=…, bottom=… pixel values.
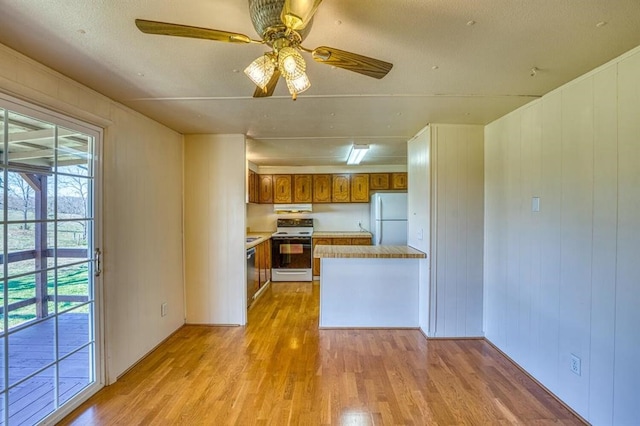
left=258, top=239, right=271, bottom=288
left=313, top=236, right=371, bottom=276
left=312, top=238, right=332, bottom=276
left=351, top=237, right=371, bottom=245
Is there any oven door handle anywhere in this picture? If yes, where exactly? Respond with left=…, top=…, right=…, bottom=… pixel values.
left=273, top=271, right=309, bottom=275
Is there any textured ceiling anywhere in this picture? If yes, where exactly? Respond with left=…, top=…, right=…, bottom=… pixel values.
left=0, top=0, right=639, bottom=166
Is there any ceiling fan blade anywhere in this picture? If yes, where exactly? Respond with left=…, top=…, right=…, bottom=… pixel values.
left=281, top=0, right=323, bottom=31
left=311, top=46, right=393, bottom=79
left=253, top=69, right=281, bottom=98
left=135, top=19, right=257, bottom=44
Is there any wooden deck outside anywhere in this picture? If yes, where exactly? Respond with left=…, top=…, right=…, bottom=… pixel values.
left=0, top=313, right=91, bottom=425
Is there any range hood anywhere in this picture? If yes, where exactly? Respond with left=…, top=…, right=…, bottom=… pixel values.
left=273, top=204, right=313, bottom=213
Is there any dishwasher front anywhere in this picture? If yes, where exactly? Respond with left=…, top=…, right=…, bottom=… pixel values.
left=246, top=247, right=256, bottom=307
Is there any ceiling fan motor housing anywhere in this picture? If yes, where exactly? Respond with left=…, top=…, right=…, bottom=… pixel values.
left=248, top=0, right=312, bottom=43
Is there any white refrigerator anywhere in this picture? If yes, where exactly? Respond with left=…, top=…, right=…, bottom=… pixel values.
left=370, top=192, right=408, bottom=245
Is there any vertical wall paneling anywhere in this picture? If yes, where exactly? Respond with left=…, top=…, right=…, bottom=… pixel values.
left=557, top=77, right=594, bottom=414
left=588, top=64, right=618, bottom=425
left=484, top=45, right=640, bottom=423
left=521, top=102, right=543, bottom=375
left=430, top=125, right=484, bottom=337
left=184, top=134, right=247, bottom=325
left=537, top=91, right=563, bottom=393
left=407, top=127, right=430, bottom=333
left=483, top=119, right=508, bottom=348
left=613, top=50, right=640, bottom=426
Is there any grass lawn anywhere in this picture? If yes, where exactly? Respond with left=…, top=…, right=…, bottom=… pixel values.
left=3, top=209, right=92, bottom=330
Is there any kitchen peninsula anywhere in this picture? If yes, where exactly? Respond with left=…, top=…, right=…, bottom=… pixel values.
left=314, top=245, right=426, bottom=328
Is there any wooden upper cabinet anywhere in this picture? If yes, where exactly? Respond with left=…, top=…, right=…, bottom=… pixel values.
left=370, top=173, right=390, bottom=190
left=332, top=174, right=350, bottom=203
left=273, top=174, right=292, bottom=204
left=350, top=174, right=369, bottom=203
left=248, top=169, right=257, bottom=203
left=313, top=174, right=332, bottom=203
left=391, top=172, right=408, bottom=190
left=259, top=174, right=273, bottom=204
left=293, top=174, right=313, bottom=203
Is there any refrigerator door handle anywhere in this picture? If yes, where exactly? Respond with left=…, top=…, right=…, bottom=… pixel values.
left=376, top=196, right=382, bottom=245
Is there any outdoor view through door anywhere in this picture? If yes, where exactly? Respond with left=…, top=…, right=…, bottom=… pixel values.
left=0, top=98, right=101, bottom=424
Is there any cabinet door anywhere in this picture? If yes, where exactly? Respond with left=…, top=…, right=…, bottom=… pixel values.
left=332, top=238, right=352, bottom=245
left=293, top=174, right=313, bottom=203
left=391, top=172, right=408, bottom=190
left=259, top=174, right=273, bottom=204
left=273, top=174, right=292, bottom=203
left=350, top=174, right=369, bottom=203
left=332, top=174, right=350, bottom=203
left=351, top=237, right=371, bottom=245
left=312, top=238, right=331, bottom=276
left=370, top=173, right=390, bottom=190
left=256, top=242, right=265, bottom=288
left=313, top=174, right=331, bottom=203
left=248, top=170, right=257, bottom=203
left=264, top=239, right=271, bottom=283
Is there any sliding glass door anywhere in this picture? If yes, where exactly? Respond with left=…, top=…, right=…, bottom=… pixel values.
left=0, top=96, right=102, bottom=424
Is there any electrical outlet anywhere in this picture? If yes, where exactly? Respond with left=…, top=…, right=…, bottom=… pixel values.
left=570, top=354, right=581, bottom=376
left=161, top=302, right=167, bottom=317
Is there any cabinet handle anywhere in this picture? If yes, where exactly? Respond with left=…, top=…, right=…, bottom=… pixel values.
left=358, top=184, right=362, bottom=191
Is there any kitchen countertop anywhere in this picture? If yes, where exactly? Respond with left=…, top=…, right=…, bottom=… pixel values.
left=314, top=245, right=426, bottom=259
left=312, top=231, right=373, bottom=238
left=246, top=232, right=272, bottom=249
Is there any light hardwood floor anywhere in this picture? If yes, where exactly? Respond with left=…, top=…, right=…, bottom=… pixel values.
left=61, top=282, right=585, bottom=425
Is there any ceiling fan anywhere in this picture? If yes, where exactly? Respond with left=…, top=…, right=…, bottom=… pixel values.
left=135, top=0, right=393, bottom=100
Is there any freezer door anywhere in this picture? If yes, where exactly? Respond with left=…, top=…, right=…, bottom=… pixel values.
left=373, top=193, right=407, bottom=220
left=374, top=220, right=408, bottom=245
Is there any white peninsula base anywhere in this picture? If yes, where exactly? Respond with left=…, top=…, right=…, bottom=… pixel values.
left=315, top=245, right=426, bottom=328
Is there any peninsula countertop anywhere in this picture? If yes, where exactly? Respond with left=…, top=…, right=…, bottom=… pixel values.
left=314, top=244, right=426, bottom=259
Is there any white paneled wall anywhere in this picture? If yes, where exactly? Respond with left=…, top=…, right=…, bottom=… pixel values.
left=184, top=134, right=246, bottom=325
left=407, top=128, right=430, bottom=333
left=0, top=43, right=185, bottom=383
left=408, top=124, right=484, bottom=338
left=484, top=46, right=640, bottom=424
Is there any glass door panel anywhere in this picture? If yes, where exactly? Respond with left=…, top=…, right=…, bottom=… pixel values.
left=0, top=97, right=101, bottom=424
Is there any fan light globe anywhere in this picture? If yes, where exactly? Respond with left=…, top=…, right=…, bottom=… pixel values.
left=286, top=72, right=311, bottom=96
left=278, top=47, right=306, bottom=79
left=244, top=55, right=275, bottom=89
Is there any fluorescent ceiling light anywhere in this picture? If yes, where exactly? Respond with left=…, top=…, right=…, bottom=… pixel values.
left=347, top=144, right=369, bottom=165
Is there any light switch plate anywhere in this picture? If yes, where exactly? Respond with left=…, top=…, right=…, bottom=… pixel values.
left=532, top=196, right=540, bottom=212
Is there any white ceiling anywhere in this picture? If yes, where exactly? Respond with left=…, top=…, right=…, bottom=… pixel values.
left=1, top=0, right=639, bottom=167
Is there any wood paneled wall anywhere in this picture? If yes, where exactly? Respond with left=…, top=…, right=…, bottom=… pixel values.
left=484, top=46, right=640, bottom=424
left=184, top=134, right=246, bottom=325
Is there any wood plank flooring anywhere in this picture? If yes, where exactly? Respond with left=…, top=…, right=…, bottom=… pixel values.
left=60, top=282, right=585, bottom=425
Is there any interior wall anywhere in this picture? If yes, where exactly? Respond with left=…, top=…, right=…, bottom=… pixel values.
left=430, top=124, right=484, bottom=337
left=0, top=43, right=185, bottom=382
left=184, top=134, right=246, bottom=325
left=407, top=127, right=430, bottom=333
left=483, top=45, right=640, bottom=424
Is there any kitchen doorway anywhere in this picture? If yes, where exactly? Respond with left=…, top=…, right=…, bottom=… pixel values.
left=0, top=95, right=103, bottom=424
